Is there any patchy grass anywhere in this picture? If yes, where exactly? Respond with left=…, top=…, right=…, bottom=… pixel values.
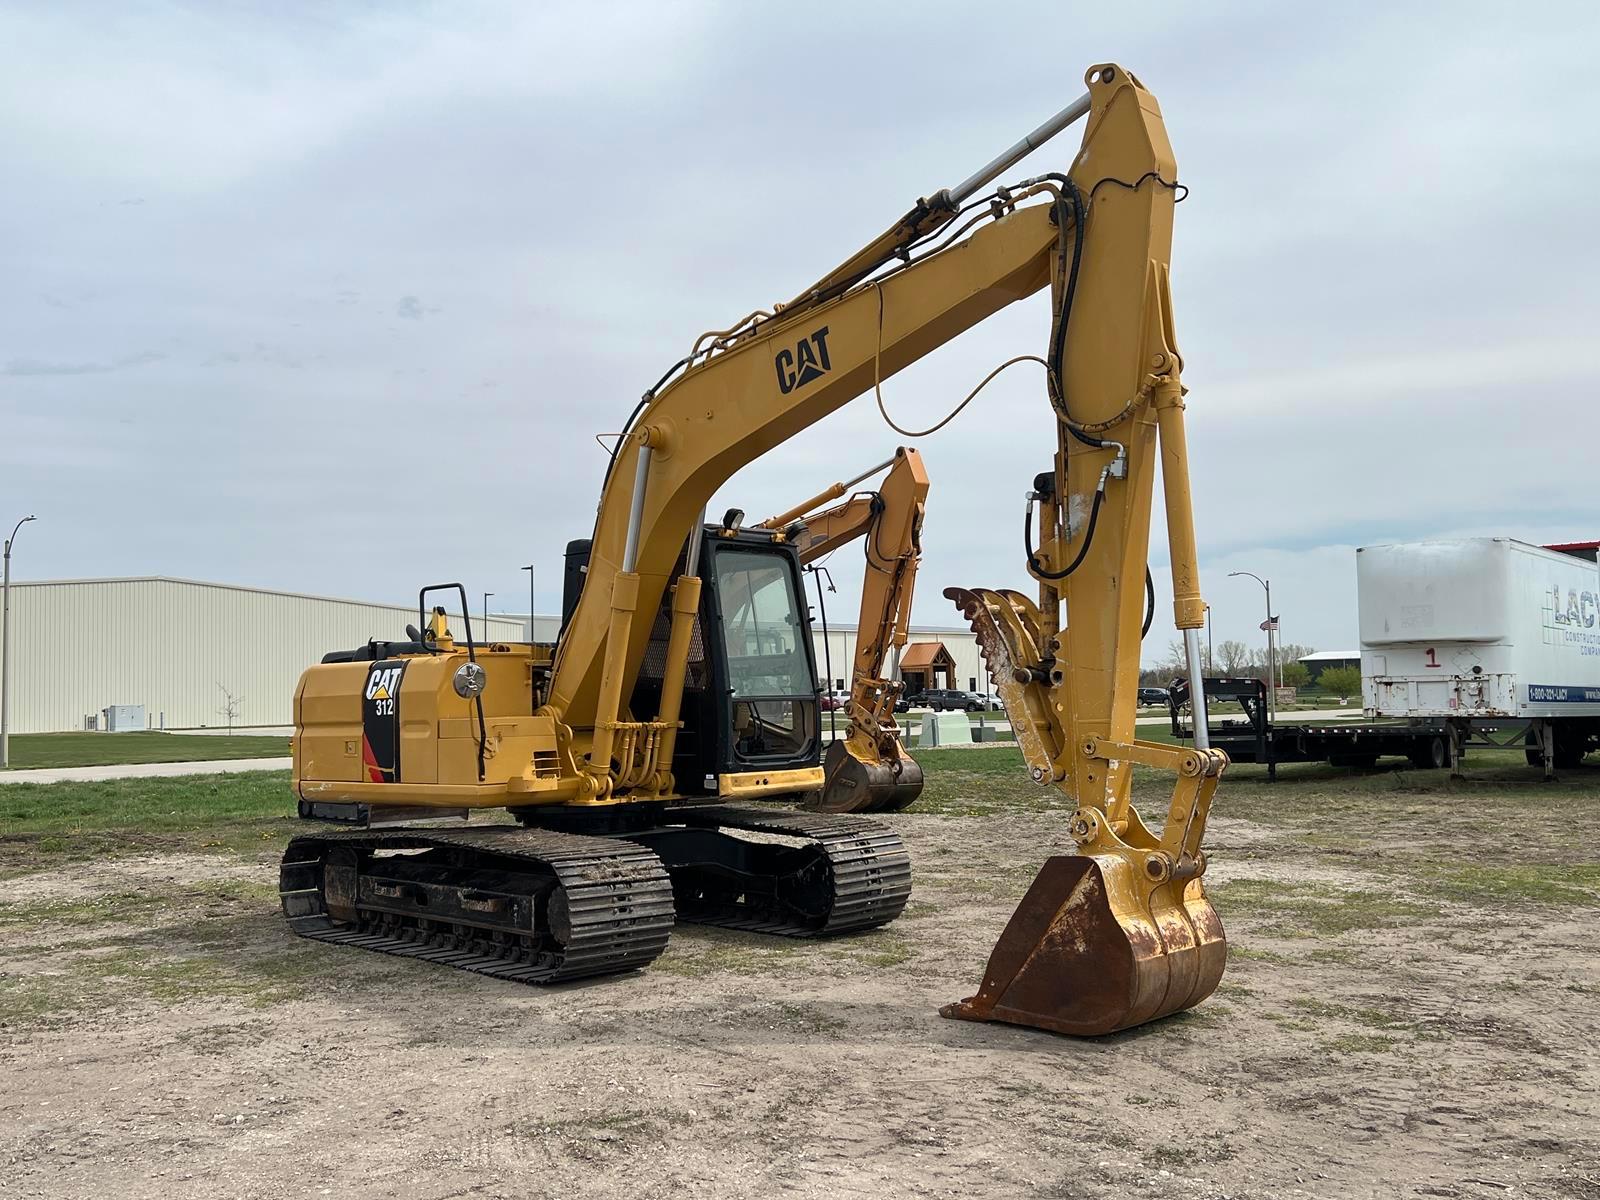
left=1210, top=877, right=1438, bottom=940
left=0, top=940, right=322, bottom=1028
left=1418, top=864, right=1600, bottom=908
left=3, top=731, right=289, bottom=770
left=0, top=878, right=280, bottom=930
left=0, top=771, right=296, bottom=872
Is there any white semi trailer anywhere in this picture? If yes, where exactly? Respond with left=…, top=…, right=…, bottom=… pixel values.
left=1359, top=537, right=1600, bottom=769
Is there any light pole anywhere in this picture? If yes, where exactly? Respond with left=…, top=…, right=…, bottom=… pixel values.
left=1228, top=570, right=1276, bottom=722
left=2, top=515, right=38, bottom=769
left=1204, top=603, right=1213, bottom=673
left=522, top=564, right=534, bottom=641
left=482, top=592, right=494, bottom=634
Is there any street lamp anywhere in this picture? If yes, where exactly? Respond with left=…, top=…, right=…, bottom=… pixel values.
left=1228, top=570, right=1277, bottom=721
left=482, top=592, right=494, bottom=633
left=522, top=564, right=534, bottom=641
left=2, top=514, right=38, bottom=769
left=1204, top=603, right=1213, bottom=672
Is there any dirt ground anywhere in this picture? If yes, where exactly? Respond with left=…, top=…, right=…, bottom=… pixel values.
left=3, top=758, right=1599, bottom=1200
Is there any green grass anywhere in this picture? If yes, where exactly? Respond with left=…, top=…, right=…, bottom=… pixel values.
left=3, top=730, right=289, bottom=770
left=0, top=770, right=296, bottom=871
left=1421, top=863, right=1600, bottom=908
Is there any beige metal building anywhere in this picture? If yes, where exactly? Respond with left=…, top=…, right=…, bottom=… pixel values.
left=0, top=577, right=527, bottom=734
left=0, top=577, right=991, bottom=735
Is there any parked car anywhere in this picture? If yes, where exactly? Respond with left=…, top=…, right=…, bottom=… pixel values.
left=902, top=688, right=992, bottom=712
left=1137, top=686, right=1171, bottom=708
left=818, top=688, right=852, bottom=711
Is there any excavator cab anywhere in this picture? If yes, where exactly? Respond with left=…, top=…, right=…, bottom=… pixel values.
left=566, top=525, right=823, bottom=799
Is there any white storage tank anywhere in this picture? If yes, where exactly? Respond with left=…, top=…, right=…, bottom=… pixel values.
left=1358, top=538, right=1600, bottom=719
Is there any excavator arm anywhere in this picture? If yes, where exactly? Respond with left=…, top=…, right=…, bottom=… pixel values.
left=539, top=63, right=1225, bottom=1035
left=758, top=447, right=929, bottom=813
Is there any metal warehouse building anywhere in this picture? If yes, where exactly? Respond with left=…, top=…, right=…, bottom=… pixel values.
left=1, top=577, right=990, bottom=735
left=0, top=577, right=530, bottom=735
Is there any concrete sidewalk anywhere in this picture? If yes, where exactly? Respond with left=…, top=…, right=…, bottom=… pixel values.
left=0, top=757, right=293, bottom=785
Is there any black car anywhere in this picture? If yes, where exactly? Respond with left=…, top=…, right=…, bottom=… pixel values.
left=1137, top=686, right=1171, bottom=708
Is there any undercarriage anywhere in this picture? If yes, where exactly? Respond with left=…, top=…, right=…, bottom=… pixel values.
left=280, top=805, right=912, bottom=984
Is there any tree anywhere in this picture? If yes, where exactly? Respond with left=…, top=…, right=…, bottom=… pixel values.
left=1164, top=640, right=1189, bottom=671
left=1217, top=639, right=1252, bottom=674
left=216, top=683, right=244, bottom=733
left=1278, top=660, right=1310, bottom=689
left=1318, top=665, right=1361, bottom=704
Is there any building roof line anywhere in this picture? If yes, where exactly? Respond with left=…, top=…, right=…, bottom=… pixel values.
left=14, top=577, right=977, bottom=634
left=9, top=575, right=529, bottom=620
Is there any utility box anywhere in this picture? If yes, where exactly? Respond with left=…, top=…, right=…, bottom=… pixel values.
left=1359, top=538, right=1600, bottom=719
left=102, top=704, right=147, bottom=733
left=921, top=711, right=973, bottom=747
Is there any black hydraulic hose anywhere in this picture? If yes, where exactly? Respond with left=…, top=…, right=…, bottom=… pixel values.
left=1043, top=179, right=1103, bottom=451
left=1026, top=485, right=1104, bottom=581
left=1142, top=567, right=1155, bottom=639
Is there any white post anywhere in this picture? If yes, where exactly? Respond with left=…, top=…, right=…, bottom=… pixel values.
left=1264, top=578, right=1276, bottom=722
left=2, top=516, right=37, bottom=768
left=522, top=565, right=535, bottom=640
left=1, top=538, right=9, bottom=768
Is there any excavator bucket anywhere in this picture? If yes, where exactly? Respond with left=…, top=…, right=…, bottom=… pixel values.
left=941, top=850, right=1225, bottom=1037
left=808, top=738, right=924, bottom=813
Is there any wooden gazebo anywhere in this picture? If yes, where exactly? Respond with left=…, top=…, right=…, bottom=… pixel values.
left=898, top=641, right=957, bottom=694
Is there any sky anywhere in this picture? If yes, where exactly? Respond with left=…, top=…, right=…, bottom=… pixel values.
left=3, top=1, right=1598, bottom=665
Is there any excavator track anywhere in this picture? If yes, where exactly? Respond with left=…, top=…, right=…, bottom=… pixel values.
left=643, top=804, right=912, bottom=937
left=279, top=827, right=675, bottom=985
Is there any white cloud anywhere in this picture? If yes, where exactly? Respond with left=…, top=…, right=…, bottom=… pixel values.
left=3, top=0, right=1598, bottom=676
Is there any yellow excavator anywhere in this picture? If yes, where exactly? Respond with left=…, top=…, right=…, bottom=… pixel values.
left=759, top=447, right=929, bottom=814
left=283, top=63, right=1225, bottom=1036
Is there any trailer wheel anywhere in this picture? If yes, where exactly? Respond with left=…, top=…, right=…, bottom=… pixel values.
left=1410, top=736, right=1448, bottom=771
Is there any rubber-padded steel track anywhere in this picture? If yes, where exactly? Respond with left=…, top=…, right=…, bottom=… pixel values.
left=279, top=827, right=674, bottom=984
left=663, top=804, right=912, bottom=936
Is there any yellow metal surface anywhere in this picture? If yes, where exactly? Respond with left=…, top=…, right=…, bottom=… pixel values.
left=717, top=766, right=826, bottom=799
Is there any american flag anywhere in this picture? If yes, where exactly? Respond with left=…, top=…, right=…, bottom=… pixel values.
left=1260, top=616, right=1279, bottom=632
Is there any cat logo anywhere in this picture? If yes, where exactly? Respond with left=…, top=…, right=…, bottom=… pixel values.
left=774, top=326, right=832, bottom=395
left=361, top=659, right=407, bottom=782
left=365, top=666, right=403, bottom=701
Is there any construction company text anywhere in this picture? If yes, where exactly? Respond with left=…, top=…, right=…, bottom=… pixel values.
left=1548, top=584, right=1600, bottom=655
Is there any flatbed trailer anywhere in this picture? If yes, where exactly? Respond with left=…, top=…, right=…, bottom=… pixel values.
left=1166, top=678, right=1545, bottom=780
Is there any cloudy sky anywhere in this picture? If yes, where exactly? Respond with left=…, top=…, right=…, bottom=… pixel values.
left=4, top=1, right=1597, bottom=663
